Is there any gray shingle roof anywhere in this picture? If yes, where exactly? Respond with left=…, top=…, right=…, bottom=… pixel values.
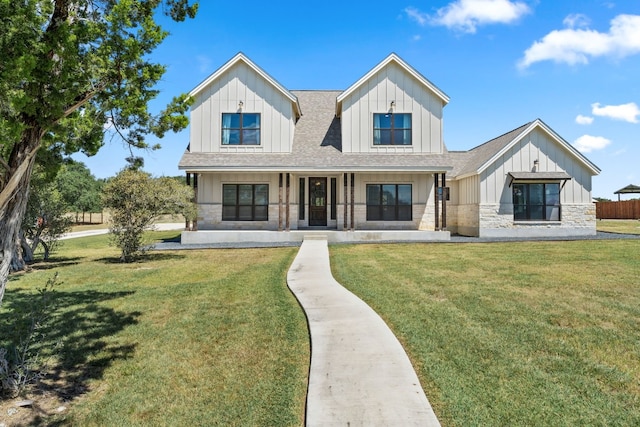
left=448, top=122, right=533, bottom=178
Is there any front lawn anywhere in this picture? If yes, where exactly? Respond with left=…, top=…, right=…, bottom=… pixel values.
left=597, top=219, right=640, bottom=235
left=331, top=240, right=640, bottom=426
left=1, top=232, right=309, bottom=426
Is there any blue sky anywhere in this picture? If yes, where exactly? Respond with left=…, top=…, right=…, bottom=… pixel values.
left=74, top=0, right=640, bottom=199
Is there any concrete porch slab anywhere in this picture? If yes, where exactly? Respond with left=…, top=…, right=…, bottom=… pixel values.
left=181, top=229, right=450, bottom=245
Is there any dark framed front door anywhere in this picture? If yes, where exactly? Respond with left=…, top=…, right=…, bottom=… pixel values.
left=309, top=177, right=327, bottom=226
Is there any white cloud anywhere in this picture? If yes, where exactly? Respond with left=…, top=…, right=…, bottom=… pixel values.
left=519, top=14, right=640, bottom=69
left=573, top=135, right=612, bottom=153
left=406, top=0, right=531, bottom=33
left=563, top=13, right=590, bottom=29
left=576, top=114, right=594, bottom=125
left=592, top=102, right=640, bottom=123
left=405, top=6, right=428, bottom=26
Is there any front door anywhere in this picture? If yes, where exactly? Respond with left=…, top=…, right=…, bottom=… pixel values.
left=309, top=177, right=327, bottom=226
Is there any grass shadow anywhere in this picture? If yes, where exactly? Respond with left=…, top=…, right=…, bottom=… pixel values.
left=0, top=286, right=140, bottom=404
left=96, top=251, right=186, bottom=264
left=28, top=256, right=84, bottom=271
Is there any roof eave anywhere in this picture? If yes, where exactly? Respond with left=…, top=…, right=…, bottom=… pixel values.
left=179, top=165, right=454, bottom=173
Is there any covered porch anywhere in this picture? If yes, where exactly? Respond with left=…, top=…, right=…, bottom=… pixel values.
left=183, top=169, right=451, bottom=237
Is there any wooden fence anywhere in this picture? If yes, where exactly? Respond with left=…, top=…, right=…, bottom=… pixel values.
left=596, top=200, right=640, bottom=219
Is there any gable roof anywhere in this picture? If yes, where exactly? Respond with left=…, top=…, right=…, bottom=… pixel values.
left=614, top=184, right=640, bottom=194
left=189, top=52, right=302, bottom=119
left=335, top=53, right=450, bottom=117
left=452, top=119, right=601, bottom=178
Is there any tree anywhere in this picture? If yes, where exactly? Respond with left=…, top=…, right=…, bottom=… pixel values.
left=55, top=160, right=103, bottom=221
left=22, top=170, right=73, bottom=263
left=0, top=1, right=198, bottom=305
left=102, top=169, right=196, bottom=262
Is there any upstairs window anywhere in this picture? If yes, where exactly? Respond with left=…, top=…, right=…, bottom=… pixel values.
left=373, top=113, right=412, bottom=145
left=222, top=113, right=260, bottom=145
left=513, top=183, right=560, bottom=221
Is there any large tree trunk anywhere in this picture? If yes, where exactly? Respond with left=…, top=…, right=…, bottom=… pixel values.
left=0, top=125, right=42, bottom=305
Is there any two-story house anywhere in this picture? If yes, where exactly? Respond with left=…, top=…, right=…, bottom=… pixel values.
left=179, top=53, right=600, bottom=243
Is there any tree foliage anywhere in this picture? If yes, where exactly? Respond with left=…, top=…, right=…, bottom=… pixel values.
left=55, top=160, right=103, bottom=215
left=102, top=169, right=195, bottom=262
left=0, top=1, right=198, bottom=305
left=22, top=168, right=73, bottom=262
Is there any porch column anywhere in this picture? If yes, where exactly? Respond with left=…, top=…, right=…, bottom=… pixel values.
left=441, top=173, right=447, bottom=229
left=286, top=173, right=290, bottom=231
left=185, top=173, right=191, bottom=230
left=434, top=173, right=440, bottom=231
left=343, top=173, right=348, bottom=230
left=192, top=173, right=198, bottom=231
left=350, top=173, right=355, bottom=231
left=278, top=173, right=283, bottom=231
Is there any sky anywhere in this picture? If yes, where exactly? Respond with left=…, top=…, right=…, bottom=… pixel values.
left=73, top=0, right=640, bottom=200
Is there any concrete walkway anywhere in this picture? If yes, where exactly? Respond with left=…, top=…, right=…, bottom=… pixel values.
left=287, top=236, right=440, bottom=427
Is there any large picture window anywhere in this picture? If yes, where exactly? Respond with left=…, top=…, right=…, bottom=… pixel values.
left=513, top=183, right=560, bottom=221
left=366, top=184, right=412, bottom=221
left=222, top=184, right=269, bottom=221
left=373, top=113, right=411, bottom=145
left=222, top=113, right=261, bottom=145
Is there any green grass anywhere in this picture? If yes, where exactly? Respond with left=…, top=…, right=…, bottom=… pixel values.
left=2, top=232, right=309, bottom=426
left=330, top=240, right=640, bottom=426
left=597, top=219, right=640, bottom=235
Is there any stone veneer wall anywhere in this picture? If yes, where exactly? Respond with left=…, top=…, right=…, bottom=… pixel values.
left=478, top=203, right=596, bottom=237
left=448, top=204, right=479, bottom=236
left=196, top=203, right=299, bottom=230
left=330, top=203, right=435, bottom=230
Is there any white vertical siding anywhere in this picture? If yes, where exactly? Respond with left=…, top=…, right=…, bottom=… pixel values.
left=457, top=175, right=479, bottom=204
left=189, top=62, right=295, bottom=154
left=340, top=62, right=444, bottom=154
left=480, top=128, right=593, bottom=204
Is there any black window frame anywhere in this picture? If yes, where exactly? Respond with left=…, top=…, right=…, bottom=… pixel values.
left=366, top=184, right=412, bottom=221
left=222, top=184, right=269, bottom=221
left=373, top=113, right=412, bottom=146
left=221, top=112, right=261, bottom=145
left=512, top=182, right=561, bottom=221
left=330, top=178, right=337, bottom=220
left=299, top=178, right=305, bottom=220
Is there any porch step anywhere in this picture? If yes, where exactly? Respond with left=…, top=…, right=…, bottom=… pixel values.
left=303, top=234, right=328, bottom=241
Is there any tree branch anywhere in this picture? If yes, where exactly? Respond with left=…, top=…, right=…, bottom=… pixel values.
left=0, top=145, right=40, bottom=208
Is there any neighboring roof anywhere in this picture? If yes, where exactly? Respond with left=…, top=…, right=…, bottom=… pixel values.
left=179, top=91, right=452, bottom=173
left=335, top=53, right=450, bottom=117
left=189, top=52, right=302, bottom=119
left=451, top=119, right=601, bottom=179
left=614, top=184, right=640, bottom=194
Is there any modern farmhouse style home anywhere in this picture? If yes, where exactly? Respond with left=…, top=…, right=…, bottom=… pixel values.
left=179, top=53, right=600, bottom=243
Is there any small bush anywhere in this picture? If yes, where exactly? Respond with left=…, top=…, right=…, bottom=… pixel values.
left=0, top=274, right=60, bottom=397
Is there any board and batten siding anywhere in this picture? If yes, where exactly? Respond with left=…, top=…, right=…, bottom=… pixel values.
left=189, top=61, right=295, bottom=154
left=340, top=62, right=444, bottom=154
left=455, top=175, right=479, bottom=205
left=480, top=128, right=593, bottom=204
